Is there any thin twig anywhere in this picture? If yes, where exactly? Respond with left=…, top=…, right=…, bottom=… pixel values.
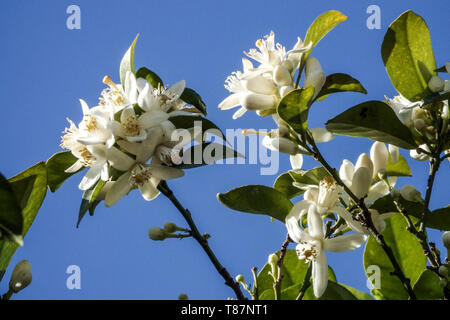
left=274, top=234, right=292, bottom=300
left=157, top=180, right=246, bottom=300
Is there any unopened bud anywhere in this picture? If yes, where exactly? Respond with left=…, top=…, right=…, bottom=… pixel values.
left=304, top=57, right=326, bottom=99
left=389, top=144, right=399, bottom=163
left=443, top=231, right=450, bottom=249
left=164, top=222, right=178, bottom=233
left=351, top=166, right=371, bottom=199
left=428, top=76, right=445, bottom=92
left=178, top=293, right=189, bottom=300
left=268, top=253, right=279, bottom=265
left=235, top=274, right=245, bottom=284
left=370, top=142, right=388, bottom=179
left=400, top=185, right=422, bottom=203
left=148, top=227, right=168, bottom=241
left=9, top=260, right=32, bottom=293
left=438, top=265, right=449, bottom=277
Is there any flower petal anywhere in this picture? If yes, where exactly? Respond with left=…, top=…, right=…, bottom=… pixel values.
left=78, top=165, right=102, bottom=190
left=149, top=166, right=184, bottom=180
left=307, top=205, right=324, bottom=239
left=289, top=154, right=303, bottom=170
left=218, top=93, right=243, bottom=110
left=323, top=233, right=367, bottom=252
left=312, top=252, right=328, bottom=298
left=310, top=128, right=334, bottom=143
left=106, top=147, right=135, bottom=171
left=105, top=171, right=133, bottom=207
left=139, top=181, right=160, bottom=201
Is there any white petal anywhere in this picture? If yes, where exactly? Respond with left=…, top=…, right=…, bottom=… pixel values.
left=339, top=160, right=354, bottom=187
left=168, top=80, right=186, bottom=100
left=332, top=206, right=364, bottom=234
left=126, top=129, right=148, bottom=142
left=312, top=252, right=328, bottom=298
left=65, top=160, right=84, bottom=173
left=240, top=93, right=276, bottom=111
left=307, top=205, right=324, bottom=239
left=323, top=233, right=366, bottom=252
left=310, top=128, right=334, bottom=143
left=365, top=180, right=391, bottom=203
left=116, top=139, right=140, bottom=155
left=285, top=200, right=313, bottom=243
left=370, top=142, right=389, bottom=178
left=105, top=171, right=133, bottom=207
left=218, top=93, right=243, bottom=110
left=232, top=106, right=247, bottom=119
left=106, top=147, right=135, bottom=171
left=138, top=111, right=169, bottom=128
left=149, top=166, right=184, bottom=180
left=79, top=99, right=90, bottom=115
left=388, top=144, right=399, bottom=163
left=139, top=181, right=160, bottom=201
left=136, top=127, right=164, bottom=163
left=78, top=165, right=102, bottom=190
left=242, top=75, right=275, bottom=95
left=289, top=154, right=303, bottom=169
left=120, top=106, right=136, bottom=123
left=351, top=167, right=371, bottom=199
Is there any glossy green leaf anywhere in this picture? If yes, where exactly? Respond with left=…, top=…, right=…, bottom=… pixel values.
left=381, top=10, right=436, bottom=101
left=180, top=88, right=207, bottom=115
left=340, top=284, right=374, bottom=300
left=413, top=269, right=444, bottom=300
left=301, top=11, right=348, bottom=67
left=135, top=67, right=163, bottom=89
left=277, top=87, right=315, bottom=133
left=77, top=180, right=105, bottom=228
left=289, top=166, right=330, bottom=187
left=315, top=73, right=367, bottom=101
left=119, top=34, right=139, bottom=87
left=46, top=151, right=82, bottom=192
left=371, top=195, right=450, bottom=231
left=0, top=163, right=47, bottom=274
left=363, top=213, right=426, bottom=300
left=273, top=172, right=304, bottom=199
left=325, top=100, right=417, bottom=149
left=257, top=249, right=337, bottom=299
left=385, top=154, right=412, bottom=177
left=0, top=173, right=24, bottom=241
left=169, top=115, right=224, bottom=140
left=175, top=142, right=243, bottom=169
left=217, top=185, right=293, bottom=222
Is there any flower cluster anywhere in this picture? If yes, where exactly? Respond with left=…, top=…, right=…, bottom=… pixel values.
left=61, top=72, right=196, bottom=206
left=218, top=31, right=314, bottom=119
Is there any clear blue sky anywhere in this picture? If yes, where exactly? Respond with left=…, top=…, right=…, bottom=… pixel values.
left=0, top=0, right=448, bottom=299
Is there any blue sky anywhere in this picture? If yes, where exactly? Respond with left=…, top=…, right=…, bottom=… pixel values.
left=0, top=0, right=448, bottom=299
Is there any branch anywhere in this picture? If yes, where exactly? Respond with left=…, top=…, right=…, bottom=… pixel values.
left=274, top=234, right=292, bottom=300
left=157, top=180, right=246, bottom=300
left=296, top=263, right=312, bottom=300
left=303, top=135, right=417, bottom=300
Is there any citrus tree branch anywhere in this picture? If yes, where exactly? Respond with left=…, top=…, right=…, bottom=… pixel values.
left=274, top=234, right=292, bottom=300
left=157, top=180, right=246, bottom=300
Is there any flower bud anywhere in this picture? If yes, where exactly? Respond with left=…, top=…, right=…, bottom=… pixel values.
left=277, top=124, right=290, bottom=137
left=310, top=128, right=334, bottom=143
left=268, top=253, right=279, bottom=265
left=388, top=145, right=399, bottom=163
left=262, top=136, right=299, bottom=155
left=273, top=65, right=292, bottom=87
left=178, top=293, right=189, bottom=300
left=400, top=185, right=422, bottom=202
left=370, top=142, right=388, bottom=179
left=148, top=227, right=168, bottom=241
left=235, top=274, right=245, bottom=284
left=9, top=260, right=32, bottom=293
left=279, top=85, right=295, bottom=98
left=290, top=154, right=303, bottom=170
left=351, top=167, right=371, bottom=199
left=428, top=76, right=445, bottom=92
left=355, top=153, right=374, bottom=178
left=438, top=265, right=449, bottom=277
left=304, top=57, right=325, bottom=99
left=164, top=222, right=178, bottom=233
left=443, top=231, right=450, bottom=249
left=240, top=93, right=276, bottom=111
left=242, top=75, right=276, bottom=95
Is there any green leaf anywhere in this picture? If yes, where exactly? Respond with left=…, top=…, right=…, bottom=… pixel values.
left=289, top=166, right=330, bottom=187
left=119, top=34, right=139, bottom=87
left=175, top=142, right=243, bottom=169
left=340, top=284, right=374, bottom=300
left=325, top=100, right=417, bottom=149
left=257, top=249, right=337, bottom=299
left=180, top=88, right=207, bottom=115
left=302, top=281, right=358, bottom=300
left=169, top=115, right=224, bottom=140
left=381, top=10, right=436, bottom=101
left=384, top=154, right=412, bottom=177
left=135, top=67, right=163, bottom=89
left=413, top=269, right=444, bottom=300
left=77, top=180, right=105, bottom=228
left=273, top=172, right=304, bottom=199
left=371, top=195, right=450, bottom=231
left=0, top=163, right=47, bottom=274
left=277, top=87, right=315, bottom=133
left=315, top=73, right=367, bottom=101
left=363, top=213, right=426, bottom=300
left=46, top=151, right=82, bottom=192
left=301, top=11, right=348, bottom=67
left=217, top=185, right=293, bottom=222
left=0, top=173, right=24, bottom=242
